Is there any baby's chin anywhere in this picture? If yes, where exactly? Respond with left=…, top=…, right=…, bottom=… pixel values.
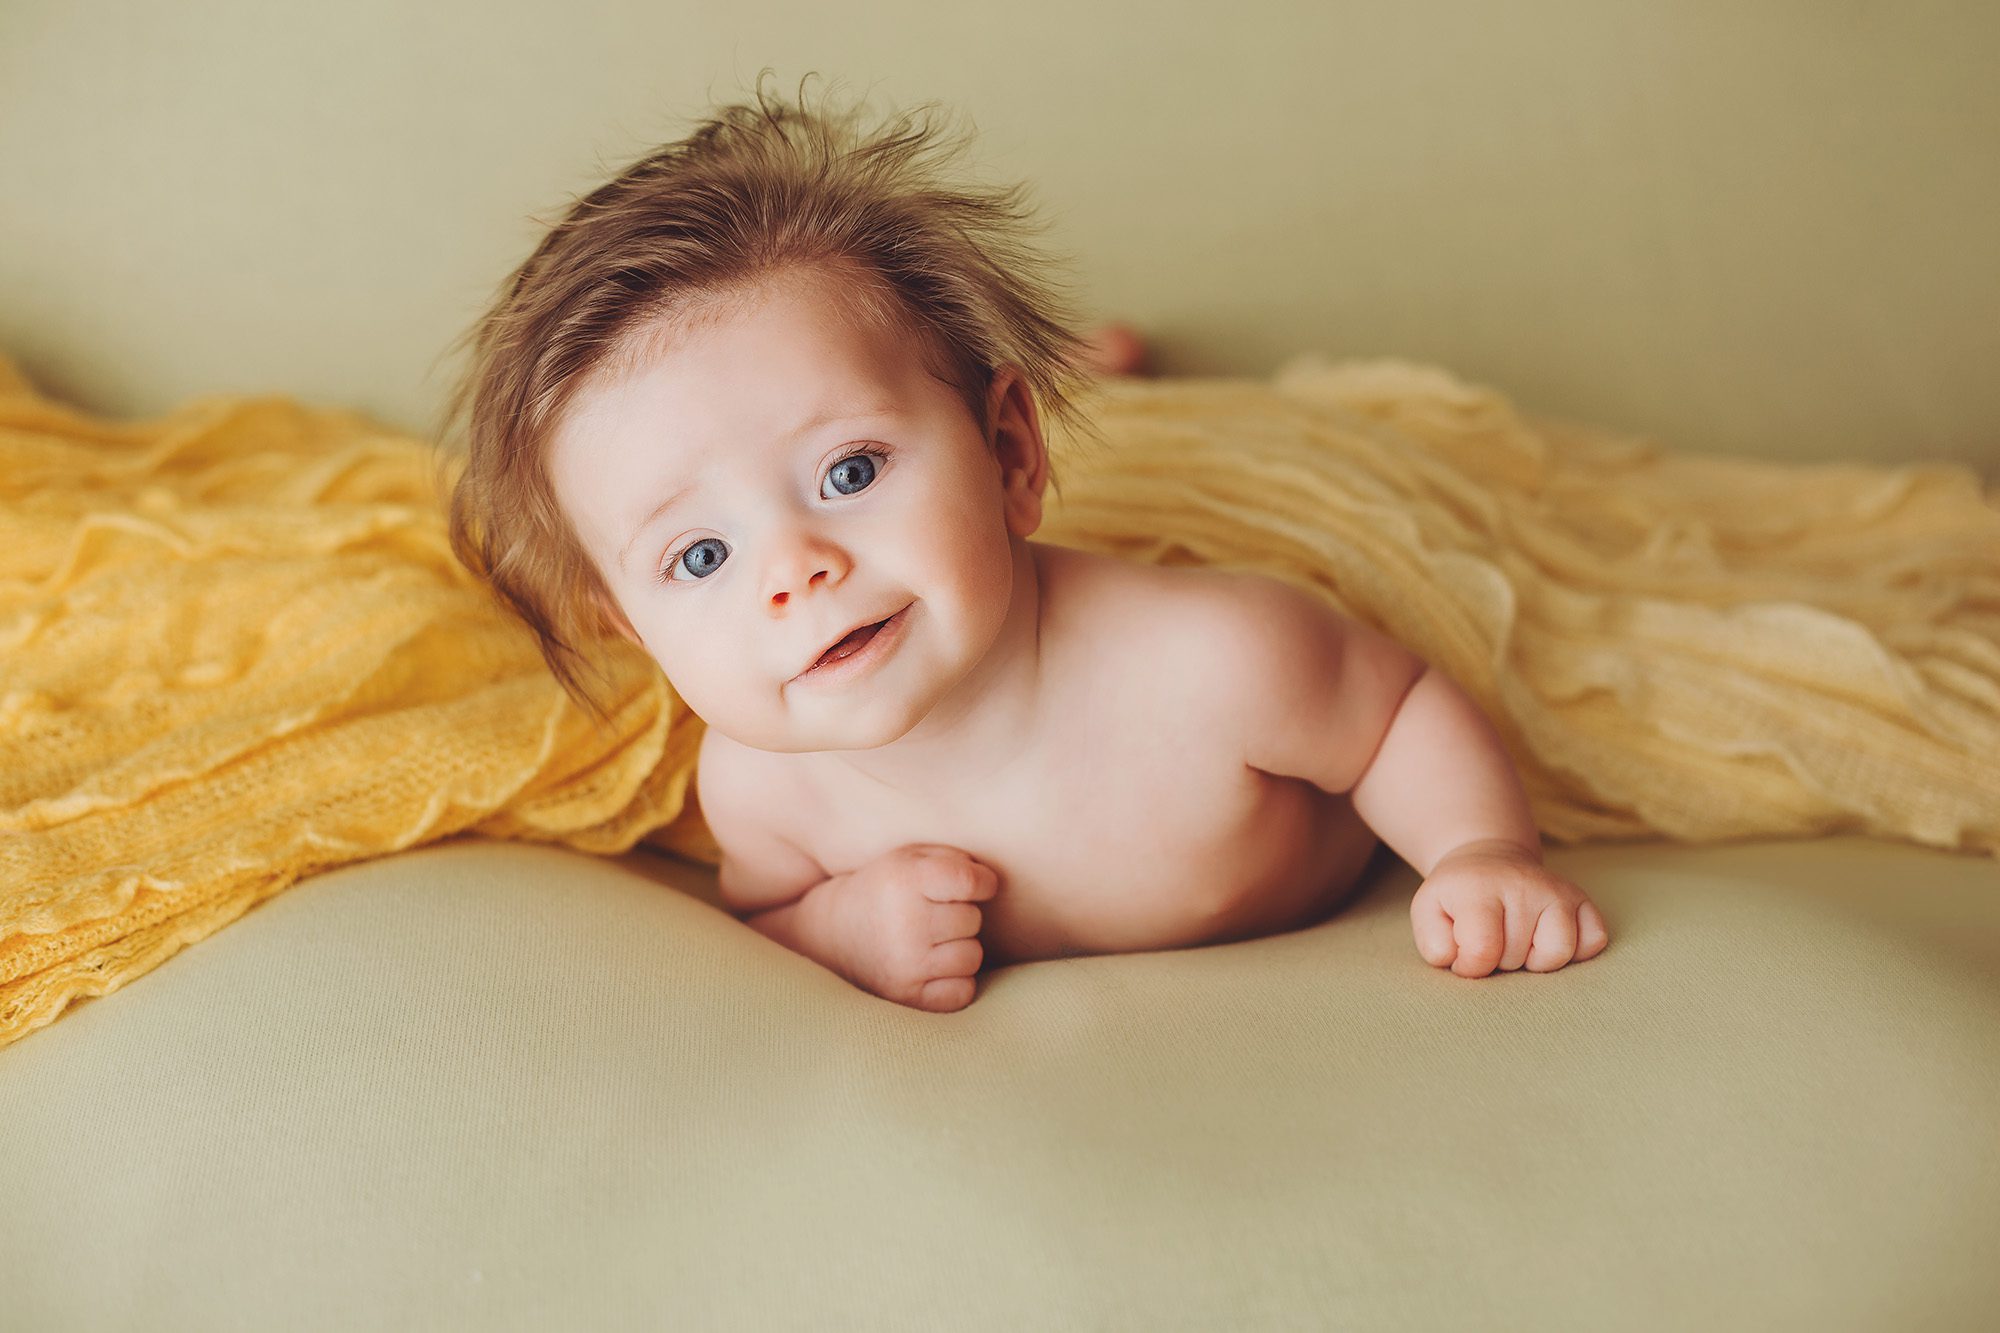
left=692, top=689, right=935, bottom=755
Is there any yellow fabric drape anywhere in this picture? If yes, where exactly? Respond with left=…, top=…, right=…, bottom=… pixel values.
left=3, top=351, right=1996, bottom=1047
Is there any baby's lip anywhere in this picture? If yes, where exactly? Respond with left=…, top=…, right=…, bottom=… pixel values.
left=795, top=604, right=906, bottom=680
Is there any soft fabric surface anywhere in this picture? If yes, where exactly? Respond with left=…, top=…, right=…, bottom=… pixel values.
left=2, top=351, right=1996, bottom=1048
left=3, top=834, right=1995, bottom=1330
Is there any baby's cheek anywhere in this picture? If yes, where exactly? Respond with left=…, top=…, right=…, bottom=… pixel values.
left=652, top=653, right=719, bottom=718
left=680, top=666, right=798, bottom=750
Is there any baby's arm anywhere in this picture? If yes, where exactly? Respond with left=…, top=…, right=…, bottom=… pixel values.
left=697, top=731, right=991, bottom=1012
left=1235, top=585, right=1608, bottom=976
left=730, top=849, right=995, bottom=1013
left=1346, top=661, right=1542, bottom=876
left=1346, top=661, right=1608, bottom=975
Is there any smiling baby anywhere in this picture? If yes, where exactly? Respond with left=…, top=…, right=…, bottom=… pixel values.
left=441, top=79, right=1609, bottom=1012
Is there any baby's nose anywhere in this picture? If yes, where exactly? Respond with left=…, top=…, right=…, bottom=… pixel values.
left=764, top=537, right=846, bottom=605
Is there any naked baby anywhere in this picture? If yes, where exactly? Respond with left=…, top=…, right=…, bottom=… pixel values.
left=444, top=84, right=1608, bottom=1012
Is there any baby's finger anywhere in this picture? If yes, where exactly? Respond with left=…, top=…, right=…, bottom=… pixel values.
left=1410, top=892, right=1457, bottom=968
left=921, top=862, right=1000, bottom=903
left=1498, top=892, right=1535, bottom=972
left=1523, top=901, right=1579, bottom=972
left=1576, top=900, right=1610, bottom=959
left=928, top=937, right=984, bottom=978
left=917, top=976, right=976, bottom=1012
left=928, top=901, right=983, bottom=944
left=1448, top=898, right=1505, bottom=978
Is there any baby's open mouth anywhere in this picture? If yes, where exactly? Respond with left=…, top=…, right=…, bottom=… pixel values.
left=804, top=603, right=912, bottom=677
left=813, top=617, right=890, bottom=669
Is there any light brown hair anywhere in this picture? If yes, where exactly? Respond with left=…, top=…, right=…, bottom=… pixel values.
left=429, top=72, right=1107, bottom=730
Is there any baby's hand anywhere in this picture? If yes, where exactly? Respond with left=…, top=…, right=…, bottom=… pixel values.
left=825, top=844, right=998, bottom=1012
left=1409, top=841, right=1609, bottom=977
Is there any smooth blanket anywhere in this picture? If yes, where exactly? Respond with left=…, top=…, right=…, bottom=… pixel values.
left=3, top=351, right=1996, bottom=1048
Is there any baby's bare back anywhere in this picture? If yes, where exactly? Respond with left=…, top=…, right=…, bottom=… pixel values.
left=786, top=545, right=1380, bottom=968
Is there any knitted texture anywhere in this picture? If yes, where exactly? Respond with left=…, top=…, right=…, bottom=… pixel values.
left=3, top=351, right=1996, bottom=1047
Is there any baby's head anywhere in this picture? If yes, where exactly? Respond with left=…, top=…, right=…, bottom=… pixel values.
left=436, top=76, right=1106, bottom=749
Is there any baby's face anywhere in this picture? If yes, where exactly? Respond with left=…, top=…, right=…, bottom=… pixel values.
left=547, top=265, right=1045, bottom=753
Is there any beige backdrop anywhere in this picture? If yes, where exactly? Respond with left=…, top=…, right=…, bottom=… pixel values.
left=1, top=1, right=1994, bottom=474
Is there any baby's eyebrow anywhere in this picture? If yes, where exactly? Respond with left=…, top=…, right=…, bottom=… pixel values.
left=617, top=403, right=900, bottom=570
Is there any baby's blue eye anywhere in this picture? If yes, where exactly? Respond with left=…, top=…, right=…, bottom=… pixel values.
left=824, top=451, right=878, bottom=497
left=655, top=448, right=886, bottom=585
left=672, top=536, right=727, bottom=581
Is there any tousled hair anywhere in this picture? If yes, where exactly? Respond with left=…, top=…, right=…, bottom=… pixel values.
left=428, top=71, right=1106, bottom=730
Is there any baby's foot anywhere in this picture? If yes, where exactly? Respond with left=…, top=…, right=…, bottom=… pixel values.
left=1077, top=322, right=1149, bottom=377
left=823, top=844, right=998, bottom=1012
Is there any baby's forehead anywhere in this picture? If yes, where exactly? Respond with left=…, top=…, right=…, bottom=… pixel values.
left=604, top=274, right=924, bottom=384
left=636, top=259, right=910, bottom=351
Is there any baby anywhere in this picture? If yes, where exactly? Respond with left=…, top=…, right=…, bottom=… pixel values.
left=442, top=80, right=1608, bottom=1012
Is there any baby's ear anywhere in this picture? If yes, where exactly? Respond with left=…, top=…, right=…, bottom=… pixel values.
left=987, top=365, right=1049, bottom=538
left=590, top=588, right=643, bottom=646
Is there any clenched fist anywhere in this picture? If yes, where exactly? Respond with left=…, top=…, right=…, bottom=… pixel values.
left=1410, top=841, right=1609, bottom=977
left=823, top=844, right=999, bottom=1012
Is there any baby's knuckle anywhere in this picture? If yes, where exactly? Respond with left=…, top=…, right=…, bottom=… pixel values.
left=940, top=863, right=995, bottom=901
left=1458, top=923, right=1502, bottom=950
left=897, top=844, right=961, bottom=872
left=935, top=860, right=977, bottom=889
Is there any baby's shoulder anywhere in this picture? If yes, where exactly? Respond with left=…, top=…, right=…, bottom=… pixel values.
left=1078, top=547, right=1322, bottom=637
left=1049, top=544, right=1335, bottom=688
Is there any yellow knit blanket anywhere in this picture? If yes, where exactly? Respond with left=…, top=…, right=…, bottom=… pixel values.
left=4, top=351, right=1996, bottom=1047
